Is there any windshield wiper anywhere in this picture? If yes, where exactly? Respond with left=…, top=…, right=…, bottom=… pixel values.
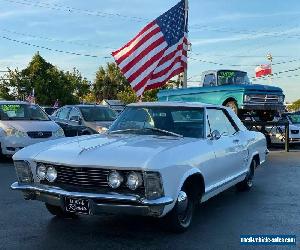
left=109, top=128, right=183, bottom=138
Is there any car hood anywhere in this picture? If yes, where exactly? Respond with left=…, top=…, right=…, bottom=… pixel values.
left=84, top=121, right=114, bottom=131
left=13, top=134, right=196, bottom=170
left=1, top=120, right=60, bottom=132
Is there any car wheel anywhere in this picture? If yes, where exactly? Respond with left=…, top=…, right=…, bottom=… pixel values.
left=236, top=160, right=256, bottom=192
left=45, top=203, right=78, bottom=218
left=225, top=100, right=238, bottom=114
left=81, top=130, right=91, bottom=136
left=0, top=144, right=5, bottom=162
left=166, top=188, right=195, bottom=233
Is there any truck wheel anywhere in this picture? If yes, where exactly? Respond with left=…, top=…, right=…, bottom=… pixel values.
left=45, top=203, right=78, bottom=218
left=257, top=111, right=275, bottom=122
left=236, top=160, right=256, bottom=192
left=225, top=101, right=238, bottom=114
left=166, top=188, right=195, bottom=233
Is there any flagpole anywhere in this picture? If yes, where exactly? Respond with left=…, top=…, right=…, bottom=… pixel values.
left=183, top=0, right=188, bottom=88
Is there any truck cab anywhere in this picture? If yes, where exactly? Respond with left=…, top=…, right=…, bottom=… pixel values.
left=158, top=70, right=285, bottom=121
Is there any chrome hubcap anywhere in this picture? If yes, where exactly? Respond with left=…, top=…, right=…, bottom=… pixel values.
left=177, top=191, right=188, bottom=215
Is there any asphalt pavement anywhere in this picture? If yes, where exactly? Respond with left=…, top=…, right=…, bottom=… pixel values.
left=1, top=150, right=300, bottom=250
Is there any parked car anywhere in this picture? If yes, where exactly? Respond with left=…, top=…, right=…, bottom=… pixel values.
left=158, top=69, right=285, bottom=121
left=42, top=107, right=59, bottom=116
left=11, top=102, right=267, bottom=232
left=51, top=105, right=117, bottom=137
left=0, top=101, right=64, bottom=158
left=268, top=112, right=300, bottom=144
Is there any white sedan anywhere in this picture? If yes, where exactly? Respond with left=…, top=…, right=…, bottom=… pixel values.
left=0, top=101, right=65, bottom=158
left=11, top=102, right=267, bottom=232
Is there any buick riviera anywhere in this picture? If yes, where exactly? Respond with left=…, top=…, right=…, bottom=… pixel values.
left=11, top=102, right=267, bottom=232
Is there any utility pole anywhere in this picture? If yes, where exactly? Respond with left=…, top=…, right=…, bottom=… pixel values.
left=267, top=53, right=273, bottom=84
left=182, top=0, right=189, bottom=88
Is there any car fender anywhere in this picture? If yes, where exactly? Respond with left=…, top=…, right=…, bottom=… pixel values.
left=161, top=166, right=204, bottom=216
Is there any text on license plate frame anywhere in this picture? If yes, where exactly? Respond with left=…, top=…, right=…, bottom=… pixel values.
left=65, top=197, right=90, bottom=215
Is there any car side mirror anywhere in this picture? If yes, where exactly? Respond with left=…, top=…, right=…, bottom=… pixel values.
left=210, top=130, right=221, bottom=140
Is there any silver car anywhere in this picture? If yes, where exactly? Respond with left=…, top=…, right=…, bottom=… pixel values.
left=0, top=101, right=64, bottom=158
left=51, top=105, right=117, bottom=137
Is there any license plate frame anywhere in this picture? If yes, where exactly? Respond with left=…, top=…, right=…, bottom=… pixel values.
left=65, top=197, right=90, bottom=215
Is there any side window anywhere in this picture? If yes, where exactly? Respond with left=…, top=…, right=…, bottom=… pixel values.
left=203, top=74, right=216, bottom=86
left=68, top=107, right=80, bottom=120
left=206, top=108, right=237, bottom=137
left=58, top=107, right=71, bottom=120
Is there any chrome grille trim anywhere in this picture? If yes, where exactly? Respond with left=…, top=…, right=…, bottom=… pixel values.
left=39, top=164, right=145, bottom=195
left=246, top=94, right=281, bottom=104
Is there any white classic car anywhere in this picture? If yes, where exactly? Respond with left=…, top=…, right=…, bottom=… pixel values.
left=11, top=102, right=267, bottom=232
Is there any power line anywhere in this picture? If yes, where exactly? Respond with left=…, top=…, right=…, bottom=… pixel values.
left=0, top=35, right=102, bottom=58
left=2, top=0, right=148, bottom=22
left=0, top=27, right=112, bottom=49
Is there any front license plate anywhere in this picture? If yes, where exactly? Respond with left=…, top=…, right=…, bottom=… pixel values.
left=65, top=197, right=90, bottom=215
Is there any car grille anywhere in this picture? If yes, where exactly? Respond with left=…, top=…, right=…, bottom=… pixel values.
left=41, top=165, right=145, bottom=195
left=291, top=130, right=299, bottom=134
left=27, top=131, right=52, bottom=138
left=247, top=94, right=281, bottom=104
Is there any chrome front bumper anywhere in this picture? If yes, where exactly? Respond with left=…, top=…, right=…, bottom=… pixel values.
left=240, top=103, right=285, bottom=111
left=11, top=182, right=174, bottom=217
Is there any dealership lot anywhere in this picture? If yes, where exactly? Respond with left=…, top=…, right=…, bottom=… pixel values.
left=1, top=149, right=300, bottom=250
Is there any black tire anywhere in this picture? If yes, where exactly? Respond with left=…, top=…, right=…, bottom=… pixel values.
left=0, top=144, right=5, bottom=162
left=225, top=100, right=238, bottom=114
left=81, top=130, right=91, bottom=136
left=236, top=160, right=256, bottom=192
left=165, top=187, right=195, bottom=233
left=257, top=111, right=275, bottom=122
left=45, top=203, right=78, bottom=218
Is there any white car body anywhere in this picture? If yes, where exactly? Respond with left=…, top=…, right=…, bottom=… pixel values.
left=11, top=102, right=267, bottom=225
left=0, top=101, right=65, bottom=156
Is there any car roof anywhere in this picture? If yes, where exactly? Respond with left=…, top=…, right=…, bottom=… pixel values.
left=0, top=100, right=33, bottom=105
left=127, top=101, right=222, bottom=109
left=61, top=104, right=109, bottom=108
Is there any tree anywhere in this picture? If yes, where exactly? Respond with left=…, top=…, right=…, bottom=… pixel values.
left=94, top=62, right=129, bottom=101
left=0, top=52, right=90, bottom=106
left=287, top=99, right=300, bottom=112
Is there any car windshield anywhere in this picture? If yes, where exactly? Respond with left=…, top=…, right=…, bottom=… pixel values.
left=288, top=114, right=300, bottom=124
left=217, top=70, right=251, bottom=85
left=0, top=104, right=50, bottom=121
left=79, top=106, right=117, bottom=122
left=109, top=106, right=205, bottom=138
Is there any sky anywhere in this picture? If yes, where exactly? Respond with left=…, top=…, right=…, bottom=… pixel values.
left=0, top=0, right=300, bottom=102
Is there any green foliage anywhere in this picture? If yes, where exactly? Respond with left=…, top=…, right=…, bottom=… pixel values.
left=117, top=86, right=138, bottom=104
left=93, top=62, right=130, bottom=101
left=288, top=99, right=300, bottom=112
left=0, top=52, right=90, bottom=106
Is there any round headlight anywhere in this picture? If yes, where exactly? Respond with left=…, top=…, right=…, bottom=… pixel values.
left=46, top=166, right=57, bottom=183
left=108, top=171, right=123, bottom=189
left=126, top=172, right=143, bottom=190
left=37, top=164, right=47, bottom=180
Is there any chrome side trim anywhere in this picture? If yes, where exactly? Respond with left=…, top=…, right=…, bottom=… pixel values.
left=205, top=170, right=248, bottom=194
left=10, top=182, right=173, bottom=206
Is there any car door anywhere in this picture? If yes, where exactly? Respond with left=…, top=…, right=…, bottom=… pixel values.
left=67, top=107, right=85, bottom=136
left=56, top=107, right=72, bottom=136
left=205, top=108, right=246, bottom=187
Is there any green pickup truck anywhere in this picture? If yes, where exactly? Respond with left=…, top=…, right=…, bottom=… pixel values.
left=158, top=70, right=285, bottom=121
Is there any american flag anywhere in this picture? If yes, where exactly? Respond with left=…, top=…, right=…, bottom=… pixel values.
left=112, top=0, right=188, bottom=96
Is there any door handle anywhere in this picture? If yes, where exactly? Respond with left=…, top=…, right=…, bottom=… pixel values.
left=233, top=139, right=240, bottom=143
